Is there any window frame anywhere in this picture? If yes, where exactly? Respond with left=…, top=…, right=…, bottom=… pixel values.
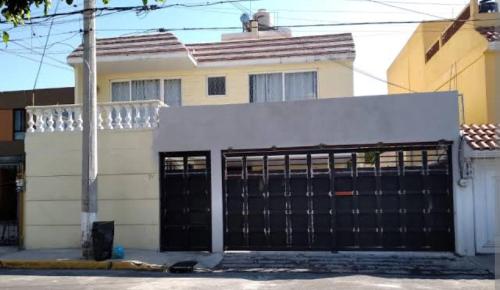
left=109, top=77, right=182, bottom=104
left=206, top=75, right=227, bottom=97
left=249, top=69, right=319, bottom=103
left=12, top=108, right=26, bottom=141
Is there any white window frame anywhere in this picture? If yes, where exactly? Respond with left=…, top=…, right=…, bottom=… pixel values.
left=248, top=69, right=319, bottom=102
left=206, top=75, right=227, bottom=97
left=110, top=77, right=182, bottom=104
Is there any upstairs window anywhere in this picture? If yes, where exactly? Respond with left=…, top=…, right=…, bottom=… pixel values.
left=13, top=109, right=25, bottom=141
left=111, top=79, right=161, bottom=102
left=207, top=76, right=226, bottom=96
left=164, top=79, right=182, bottom=107
left=250, top=71, right=317, bottom=103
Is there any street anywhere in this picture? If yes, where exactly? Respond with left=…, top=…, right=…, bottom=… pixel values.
left=0, top=270, right=494, bottom=290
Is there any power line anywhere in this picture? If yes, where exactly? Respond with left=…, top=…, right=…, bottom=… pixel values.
left=32, top=0, right=61, bottom=101
left=0, top=50, right=72, bottom=71
left=0, top=0, right=259, bottom=25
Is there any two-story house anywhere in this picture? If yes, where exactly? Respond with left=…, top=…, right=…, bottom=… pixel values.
left=22, top=13, right=479, bottom=256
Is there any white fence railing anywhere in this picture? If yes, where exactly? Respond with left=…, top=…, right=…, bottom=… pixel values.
left=26, top=100, right=166, bottom=133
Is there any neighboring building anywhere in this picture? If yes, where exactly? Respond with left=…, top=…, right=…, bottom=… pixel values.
left=387, top=0, right=499, bottom=124
left=20, top=13, right=484, bottom=257
left=460, top=123, right=499, bottom=254
left=0, top=87, right=73, bottom=247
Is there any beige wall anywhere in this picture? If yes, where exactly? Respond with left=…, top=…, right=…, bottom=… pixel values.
left=24, top=130, right=159, bottom=249
left=387, top=19, right=494, bottom=124
left=74, top=60, right=354, bottom=105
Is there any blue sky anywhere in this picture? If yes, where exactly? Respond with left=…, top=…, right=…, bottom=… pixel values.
left=0, top=0, right=468, bottom=96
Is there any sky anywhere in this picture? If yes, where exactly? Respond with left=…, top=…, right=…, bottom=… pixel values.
left=0, top=0, right=470, bottom=96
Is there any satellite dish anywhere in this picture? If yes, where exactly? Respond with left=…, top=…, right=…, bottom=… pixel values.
left=240, top=13, right=251, bottom=31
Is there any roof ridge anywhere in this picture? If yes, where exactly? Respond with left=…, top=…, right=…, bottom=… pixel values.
left=186, top=33, right=353, bottom=47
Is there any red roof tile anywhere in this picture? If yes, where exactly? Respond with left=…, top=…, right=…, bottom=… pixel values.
left=68, top=32, right=187, bottom=59
left=476, top=26, right=500, bottom=42
left=461, top=123, right=499, bottom=150
left=68, top=32, right=355, bottom=64
left=186, top=33, right=355, bottom=63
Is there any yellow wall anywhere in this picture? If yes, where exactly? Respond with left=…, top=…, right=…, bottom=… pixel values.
left=74, top=60, right=354, bottom=105
left=387, top=18, right=496, bottom=124
left=24, top=130, right=159, bottom=249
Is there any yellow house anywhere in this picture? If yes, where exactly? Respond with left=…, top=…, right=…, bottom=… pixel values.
left=387, top=0, right=499, bottom=124
left=68, top=29, right=355, bottom=107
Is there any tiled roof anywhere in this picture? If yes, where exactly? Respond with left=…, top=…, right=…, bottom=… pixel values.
left=68, top=32, right=355, bottom=63
left=185, top=33, right=355, bottom=63
left=476, top=26, right=500, bottom=42
left=68, top=33, right=187, bottom=59
left=461, top=124, right=499, bottom=150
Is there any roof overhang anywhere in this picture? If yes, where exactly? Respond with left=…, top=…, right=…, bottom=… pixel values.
left=68, top=51, right=198, bottom=74
left=195, top=53, right=355, bottom=68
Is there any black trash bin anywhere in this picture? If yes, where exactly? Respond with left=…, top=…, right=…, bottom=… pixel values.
left=92, top=221, right=114, bottom=261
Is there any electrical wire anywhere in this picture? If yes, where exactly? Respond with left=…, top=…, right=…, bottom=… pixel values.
left=32, top=0, right=61, bottom=102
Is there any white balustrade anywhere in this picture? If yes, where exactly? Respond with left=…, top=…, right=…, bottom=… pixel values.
left=26, top=100, right=165, bottom=133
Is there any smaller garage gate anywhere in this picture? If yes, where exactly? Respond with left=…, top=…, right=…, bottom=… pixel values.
left=160, top=152, right=212, bottom=251
left=222, top=143, right=454, bottom=251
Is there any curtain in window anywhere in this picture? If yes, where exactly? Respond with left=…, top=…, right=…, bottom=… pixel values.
left=164, top=79, right=182, bottom=107
left=111, top=82, right=131, bottom=102
left=250, top=73, right=282, bottom=103
left=131, top=80, right=160, bottom=101
left=284, top=72, right=317, bottom=101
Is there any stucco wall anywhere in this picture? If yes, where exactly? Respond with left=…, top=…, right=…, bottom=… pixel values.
left=74, top=60, right=354, bottom=105
left=24, top=130, right=158, bottom=249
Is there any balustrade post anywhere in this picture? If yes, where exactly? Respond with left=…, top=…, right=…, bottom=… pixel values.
left=143, top=104, right=151, bottom=128
left=97, top=107, right=104, bottom=130
left=27, top=110, right=35, bottom=133
left=46, top=109, right=55, bottom=132
left=75, top=107, right=84, bottom=131
left=124, top=105, right=132, bottom=129
left=104, top=106, right=113, bottom=129
left=66, top=108, right=75, bottom=131
left=35, top=109, right=45, bottom=133
left=55, top=108, right=65, bottom=132
left=114, top=106, right=123, bottom=129
left=134, top=104, right=142, bottom=128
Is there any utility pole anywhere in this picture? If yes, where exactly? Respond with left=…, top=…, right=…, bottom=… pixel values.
left=81, top=0, right=98, bottom=259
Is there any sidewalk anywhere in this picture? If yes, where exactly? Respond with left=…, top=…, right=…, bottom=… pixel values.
left=0, top=248, right=223, bottom=272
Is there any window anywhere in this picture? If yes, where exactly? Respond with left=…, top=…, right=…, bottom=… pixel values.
left=111, top=79, right=161, bottom=102
left=207, top=76, right=226, bottom=96
left=249, top=73, right=282, bottom=103
left=164, top=79, right=182, bottom=107
left=250, top=71, right=317, bottom=103
left=13, top=109, right=25, bottom=141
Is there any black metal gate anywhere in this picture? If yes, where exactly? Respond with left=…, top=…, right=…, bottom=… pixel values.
left=223, top=143, right=454, bottom=251
left=0, top=159, right=21, bottom=246
left=160, top=152, right=212, bottom=251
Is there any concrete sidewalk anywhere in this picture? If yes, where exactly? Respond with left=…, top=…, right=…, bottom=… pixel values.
left=0, top=248, right=223, bottom=271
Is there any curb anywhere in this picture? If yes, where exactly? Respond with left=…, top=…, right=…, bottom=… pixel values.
left=0, top=260, right=166, bottom=272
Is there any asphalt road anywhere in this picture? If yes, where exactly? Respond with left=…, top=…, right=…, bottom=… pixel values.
left=0, top=270, right=494, bottom=290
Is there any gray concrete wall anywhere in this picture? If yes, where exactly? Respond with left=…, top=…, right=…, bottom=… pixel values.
left=154, top=92, right=459, bottom=151
left=154, top=92, right=475, bottom=255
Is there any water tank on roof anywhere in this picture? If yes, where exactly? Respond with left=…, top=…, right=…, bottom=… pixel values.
left=479, top=0, right=498, bottom=13
left=253, top=9, right=273, bottom=30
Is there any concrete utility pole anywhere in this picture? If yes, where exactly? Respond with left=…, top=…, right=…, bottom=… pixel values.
left=81, top=0, right=98, bottom=259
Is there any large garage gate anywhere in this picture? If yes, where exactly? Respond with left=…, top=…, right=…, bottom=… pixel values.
left=160, top=152, right=212, bottom=251
left=223, top=144, right=454, bottom=251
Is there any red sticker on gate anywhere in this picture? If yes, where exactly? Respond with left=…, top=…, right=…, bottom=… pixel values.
left=335, top=191, right=353, bottom=196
